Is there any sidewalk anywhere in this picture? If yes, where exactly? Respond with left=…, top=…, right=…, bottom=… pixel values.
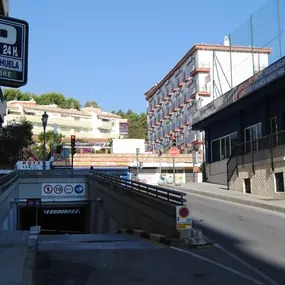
left=0, top=231, right=29, bottom=285
left=169, top=182, right=285, bottom=214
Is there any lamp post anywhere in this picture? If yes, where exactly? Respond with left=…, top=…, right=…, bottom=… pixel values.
left=41, top=112, right=48, bottom=171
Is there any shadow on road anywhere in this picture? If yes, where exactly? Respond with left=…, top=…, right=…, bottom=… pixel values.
left=193, top=218, right=285, bottom=284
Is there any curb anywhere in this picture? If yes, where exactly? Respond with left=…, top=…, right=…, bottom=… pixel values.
left=186, top=189, right=285, bottom=214
left=22, top=226, right=41, bottom=285
left=118, top=229, right=212, bottom=248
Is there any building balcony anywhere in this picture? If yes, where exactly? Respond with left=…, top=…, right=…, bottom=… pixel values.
left=227, top=131, right=285, bottom=188
left=190, top=63, right=210, bottom=77
left=98, top=121, right=112, bottom=130
left=6, top=114, right=94, bottom=129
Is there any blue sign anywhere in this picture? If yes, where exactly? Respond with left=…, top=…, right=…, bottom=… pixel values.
left=74, top=184, right=84, bottom=194
left=0, top=15, right=29, bottom=88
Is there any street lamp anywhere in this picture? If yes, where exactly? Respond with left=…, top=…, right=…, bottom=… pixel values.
left=41, top=112, right=48, bottom=171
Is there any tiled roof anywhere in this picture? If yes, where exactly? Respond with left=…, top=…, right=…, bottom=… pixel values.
left=145, top=44, right=272, bottom=100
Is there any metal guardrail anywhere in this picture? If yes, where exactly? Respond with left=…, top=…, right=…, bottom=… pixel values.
left=0, top=170, right=18, bottom=192
left=91, top=172, right=187, bottom=205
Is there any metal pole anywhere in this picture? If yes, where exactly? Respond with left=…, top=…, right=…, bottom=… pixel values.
left=159, top=153, right=162, bottom=178
left=277, top=0, right=283, bottom=58
left=229, top=33, right=233, bottom=88
left=35, top=207, right=38, bottom=226
left=192, top=151, right=195, bottom=183
left=173, top=156, right=175, bottom=184
left=136, top=151, right=139, bottom=181
left=43, top=126, right=46, bottom=171
left=71, top=152, right=74, bottom=174
left=202, top=136, right=206, bottom=182
left=250, top=14, right=255, bottom=75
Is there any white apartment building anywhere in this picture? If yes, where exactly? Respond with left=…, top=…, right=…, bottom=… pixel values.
left=0, top=0, right=9, bottom=127
left=5, top=101, right=126, bottom=140
left=145, top=39, right=271, bottom=154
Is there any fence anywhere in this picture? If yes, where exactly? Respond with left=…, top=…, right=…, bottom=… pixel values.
left=227, top=130, right=285, bottom=188
left=213, top=0, right=285, bottom=99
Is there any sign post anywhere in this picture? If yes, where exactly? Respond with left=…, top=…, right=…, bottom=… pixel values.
left=0, top=15, right=29, bottom=88
left=176, top=205, right=192, bottom=238
left=169, top=147, right=180, bottom=184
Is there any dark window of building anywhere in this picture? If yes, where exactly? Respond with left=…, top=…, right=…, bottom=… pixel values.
left=211, top=139, right=220, bottom=162
left=244, top=178, right=251, bottom=194
left=270, top=117, right=277, bottom=134
left=244, top=123, right=262, bottom=153
left=211, top=132, right=237, bottom=162
left=275, top=172, right=284, bottom=192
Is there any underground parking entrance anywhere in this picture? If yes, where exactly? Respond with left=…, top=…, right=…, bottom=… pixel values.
left=18, top=203, right=89, bottom=234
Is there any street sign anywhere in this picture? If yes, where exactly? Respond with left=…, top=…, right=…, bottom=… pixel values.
left=169, top=147, right=180, bottom=157
left=26, top=198, right=41, bottom=208
left=176, top=206, right=192, bottom=229
left=0, top=15, right=29, bottom=88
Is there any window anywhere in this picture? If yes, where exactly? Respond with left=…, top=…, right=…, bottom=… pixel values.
left=270, top=117, right=277, bottom=134
left=275, top=172, right=284, bottom=192
left=211, top=132, right=238, bottom=162
left=244, top=123, right=262, bottom=153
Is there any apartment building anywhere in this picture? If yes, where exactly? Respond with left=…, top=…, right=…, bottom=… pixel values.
left=0, top=0, right=9, bottom=127
left=5, top=101, right=126, bottom=140
left=145, top=39, right=271, bottom=154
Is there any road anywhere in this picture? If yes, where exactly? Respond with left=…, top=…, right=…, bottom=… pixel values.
left=186, top=192, right=285, bottom=284
left=35, top=234, right=282, bottom=285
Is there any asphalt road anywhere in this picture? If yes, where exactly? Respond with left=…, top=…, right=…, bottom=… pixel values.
left=186, top=192, right=285, bottom=284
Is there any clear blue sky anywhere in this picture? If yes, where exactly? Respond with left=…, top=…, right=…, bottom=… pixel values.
left=11, top=0, right=270, bottom=113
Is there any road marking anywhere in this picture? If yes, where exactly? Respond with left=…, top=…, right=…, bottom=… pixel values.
left=214, top=244, right=281, bottom=285
left=170, top=246, right=265, bottom=285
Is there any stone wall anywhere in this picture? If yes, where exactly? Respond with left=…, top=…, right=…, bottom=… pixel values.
left=230, top=158, right=285, bottom=199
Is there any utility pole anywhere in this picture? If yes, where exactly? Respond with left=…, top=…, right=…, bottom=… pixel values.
left=172, top=136, right=177, bottom=184
left=136, top=148, right=140, bottom=181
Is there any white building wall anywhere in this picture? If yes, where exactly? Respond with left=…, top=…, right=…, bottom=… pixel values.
left=112, top=139, right=145, bottom=154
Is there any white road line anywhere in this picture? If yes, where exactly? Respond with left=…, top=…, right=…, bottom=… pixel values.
left=214, top=244, right=281, bottom=285
left=170, top=246, right=265, bottom=285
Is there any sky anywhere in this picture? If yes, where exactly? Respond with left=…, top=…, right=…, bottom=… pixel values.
left=10, top=0, right=271, bottom=113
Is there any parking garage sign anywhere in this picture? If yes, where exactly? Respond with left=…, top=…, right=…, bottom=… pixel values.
left=0, top=15, right=29, bottom=88
left=41, top=183, right=86, bottom=197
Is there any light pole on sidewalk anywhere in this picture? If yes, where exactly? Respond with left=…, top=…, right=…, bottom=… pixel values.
left=41, top=112, right=48, bottom=171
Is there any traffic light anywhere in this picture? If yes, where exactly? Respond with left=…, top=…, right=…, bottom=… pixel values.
left=136, top=148, right=140, bottom=155
left=71, top=135, right=76, bottom=148
left=172, top=136, right=177, bottom=147
left=71, top=135, right=76, bottom=156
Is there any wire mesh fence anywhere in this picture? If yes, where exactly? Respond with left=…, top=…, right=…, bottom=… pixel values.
left=213, top=0, right=284, bottom=98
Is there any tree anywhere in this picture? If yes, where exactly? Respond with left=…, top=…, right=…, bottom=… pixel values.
left=3, top=90, right=81, bottom=110
left=3, top=89, right=35, bottom=101
left=0, top=119, right=34, bottom=167
left=112, top=109, right=147, bottom=139
left=33, top=130, right=64, bottom=159
left=84, top=100, right=100, bottom=108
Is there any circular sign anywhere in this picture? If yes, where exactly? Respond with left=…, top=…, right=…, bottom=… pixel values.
left=178, top=207, right=190, bottom=219
left=74, top=184, right=84, bottom=194
left=43, top=184, right=53, bottom=194
left=54, top=185, right=63, bottom=194
left=64, top=185, right=73, bottom=194
left=169, top=147, right=180, bottom=157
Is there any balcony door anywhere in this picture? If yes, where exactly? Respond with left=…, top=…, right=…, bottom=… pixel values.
left=244, top=123, right=262, bottom=153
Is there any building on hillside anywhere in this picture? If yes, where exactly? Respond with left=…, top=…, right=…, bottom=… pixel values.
left=145, top=39, right=271, bottom=156
left=0, top=0, right=9, bottom=127
left=119, top=119, right=129, bottom=139
left=5, top=101, right=127, bottom=142
left=192, top=56, right=285, bottom=198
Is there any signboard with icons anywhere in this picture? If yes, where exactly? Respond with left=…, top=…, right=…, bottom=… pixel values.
left=41, top=183, right=86, bottom=197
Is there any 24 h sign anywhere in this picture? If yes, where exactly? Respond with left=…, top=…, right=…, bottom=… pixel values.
left=0, top=15, right=29, bottom=88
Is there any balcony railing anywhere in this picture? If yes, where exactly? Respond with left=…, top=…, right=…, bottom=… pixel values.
left=227, top=130, right=285, bottom=189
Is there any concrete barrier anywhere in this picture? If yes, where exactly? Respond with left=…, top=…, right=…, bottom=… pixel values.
left=89, top=179, right=180, bottom=238
left=22, top=226, right=41, bottom=285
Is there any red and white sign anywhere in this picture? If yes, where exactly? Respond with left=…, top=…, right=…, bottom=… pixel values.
left=169, top=147, right=180, bottom=157
left=41, top=183, right=86, bottom=197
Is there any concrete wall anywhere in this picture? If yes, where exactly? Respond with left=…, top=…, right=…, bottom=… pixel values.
left=206, top=160, right=227, bottom=185
left=0, top=179, right=19, bottom=227
left=230, top=158, right=285, bottom=198
left=18, top=176, right=88, bottom=199
left=89, top=177, right=180, bottom=238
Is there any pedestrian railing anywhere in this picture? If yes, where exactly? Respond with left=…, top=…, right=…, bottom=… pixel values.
left=0, top=170, right=19, bottom=193
left=91, top=171, right=187, bottom=205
